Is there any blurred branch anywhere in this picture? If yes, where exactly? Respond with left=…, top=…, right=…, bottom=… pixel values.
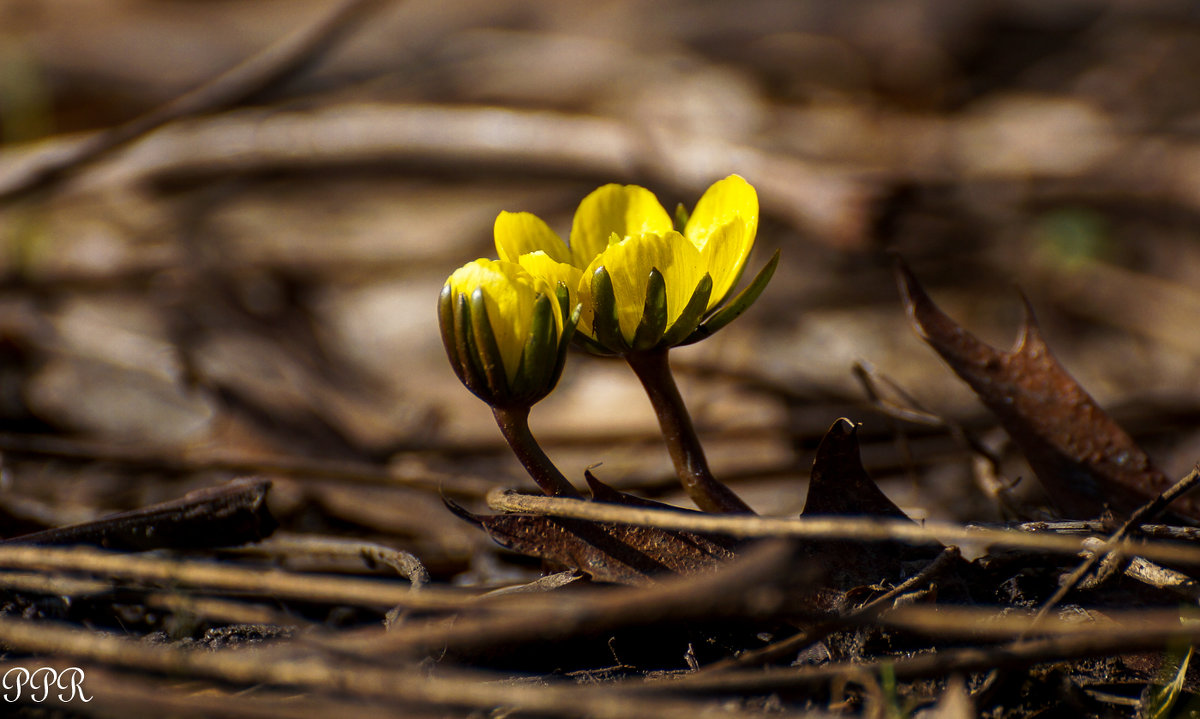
left=0, top=103, right=871, bottom=244
left=0, top=431, right=495, bottom=496
left=0, top=0, right=389, bottom=204
left=14, top=96, right=1200, bottom=247
left=0, top=545, right=437, bottom=610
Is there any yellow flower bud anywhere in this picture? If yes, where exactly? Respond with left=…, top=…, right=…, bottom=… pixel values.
left=438, top=259, right=577, bottom=408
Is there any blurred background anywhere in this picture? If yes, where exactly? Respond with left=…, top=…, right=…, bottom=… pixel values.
left=2, top=0, right=1200, bottom=580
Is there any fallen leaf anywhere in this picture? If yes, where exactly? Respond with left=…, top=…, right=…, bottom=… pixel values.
left=894, top=259, right=1176, bottom=519
left=5, top=479, right=277, bottom=550
left=800, top=418, right=941, bottom=592
left=446, top=494, right=739, bottom=585
left=802, top=417, right=912, bottom=520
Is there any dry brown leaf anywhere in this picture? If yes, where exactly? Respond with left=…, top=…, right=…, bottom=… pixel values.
left=895, top=259, right=1176, bottom=519
left=802, top=417, right=912, bottom=520
left=447, top=476, right=740, bottom=585
left=5, top=479, right=277, bottom=551
left=800, top=418, right=940, bottom=592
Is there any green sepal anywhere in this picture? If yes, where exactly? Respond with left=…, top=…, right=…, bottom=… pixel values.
left=589, top=266, right=629, bottom=353
left=568, top=276, right=619, bottom=355
left=631, top=268, right=668, bottom=351
left=554, top=282, right=572, bottom=329
left=673, top=202, right=690, bottom=234
left=682, top=248, right=779, bottom=345
left=565, top=302, right=582, bottom=344
left=659, top=273, right=713, bottom=348
left=550, top=300, right=583, bottom=389
left=452, top=292, right=489, bottom=400
left=437, top=284, right=468, bottom=385
left=468, top=288, right=510, bottom=401
left=554, top=282, right=580, bottom=351
left=514, top=293, right=556, bottom=403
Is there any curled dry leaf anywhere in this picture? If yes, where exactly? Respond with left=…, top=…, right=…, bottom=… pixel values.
left=894, top=259, right=1177, bottom=519
left=801, top=418, right=942, bottom=592
left=445, top=478, right=740, bottom=586
left=802, top=418, right=912, bottom=520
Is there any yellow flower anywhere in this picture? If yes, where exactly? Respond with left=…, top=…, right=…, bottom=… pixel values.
left=438, top=259, right=578, bottom=407
left=493, top=175, right=777, bottom=354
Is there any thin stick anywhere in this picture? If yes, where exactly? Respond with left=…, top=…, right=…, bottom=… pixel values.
left=486, top=489, right=1200, bottom=567
left=230, top=533, right=430, bottom=587
left=1084, top=540, right=1200, bottom=604
left=0, top=545, right=452, bottom=611
left=697, top=546, right=962, bottom=673
left=851, top=361, right=1016, bottom=514
left=1016, top=520, right=1200, bottom=540
left=1028, top=466, right=1200, bottom=632
left=0, top=570, right=302, bottom=627
left=624, top=349, right=751, bottom=513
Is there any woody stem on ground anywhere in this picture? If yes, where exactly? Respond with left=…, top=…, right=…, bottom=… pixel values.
left=624, top=348, right=753, bottom=514
left=491, top=406, right=581, bottom=498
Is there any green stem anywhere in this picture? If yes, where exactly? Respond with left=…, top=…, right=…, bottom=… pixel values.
left=492, top=406, right=581, bottom=498
left=625, top=348, right=752, bottom=514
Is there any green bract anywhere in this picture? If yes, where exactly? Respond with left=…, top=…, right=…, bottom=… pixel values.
left=493, top=175, right=777, bottom=354
left=438, top=259, right=579, bottom=408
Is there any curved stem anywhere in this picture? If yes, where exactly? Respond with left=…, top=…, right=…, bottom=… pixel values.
left=625, top=349, right=752, bottom=514
left=492, top=406, right=581, bottom=498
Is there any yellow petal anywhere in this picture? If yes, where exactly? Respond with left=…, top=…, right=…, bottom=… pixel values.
left=581, top=232, right=704, bottom=343
left=684, top=175, right=758, bottom=251
left=494, top=211, right=571, bottom=265
left=568, top=184, right=673, bottom=269
left=685, top=175, right=758, bottom=306
left=446, top=258, right=545, bottom=384
left=517, top=251, right=578, bottom=333
left=699, top=220, right=754, bottom=308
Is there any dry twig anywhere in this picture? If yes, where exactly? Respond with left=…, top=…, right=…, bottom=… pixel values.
left=485, top=490, right=1200, bottom=567
left=0, top=545, right=439, bottom=610
left=1027, top=467, right=1200, bottom=631
left=697, top=545, right=962, bottom=673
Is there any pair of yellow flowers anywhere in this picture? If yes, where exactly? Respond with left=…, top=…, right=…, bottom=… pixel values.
left=440, top=175, right=772, bottom=408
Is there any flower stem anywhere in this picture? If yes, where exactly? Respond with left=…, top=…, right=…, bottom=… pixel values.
left=625, top=348, right=752, bottom=514
left=492, top=406, right=581, bottom=498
